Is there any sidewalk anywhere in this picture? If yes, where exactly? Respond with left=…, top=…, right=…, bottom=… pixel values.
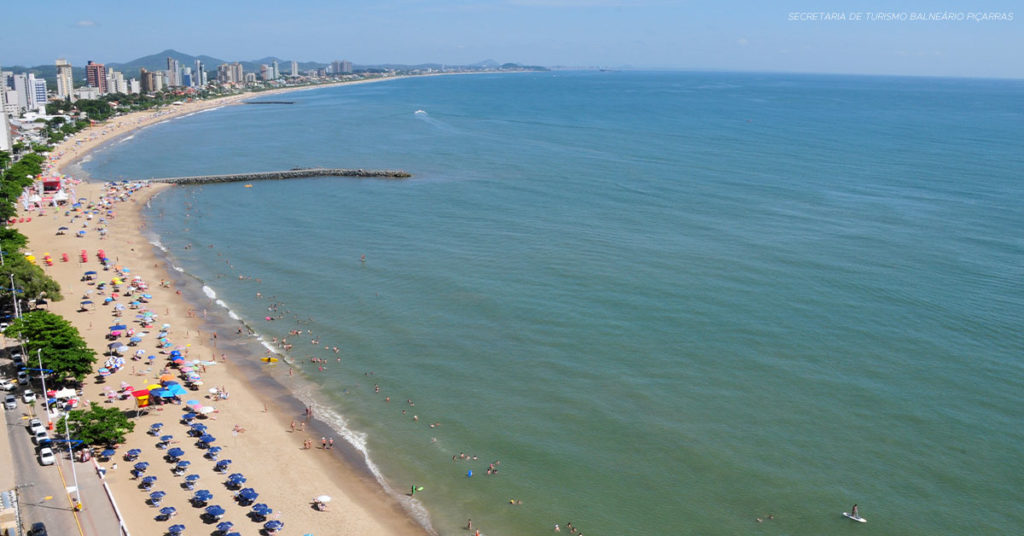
left=55, top=441, right=126, bottom=536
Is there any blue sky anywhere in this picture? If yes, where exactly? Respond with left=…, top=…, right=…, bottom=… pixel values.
left=2, top=0, right=1021, bottom=78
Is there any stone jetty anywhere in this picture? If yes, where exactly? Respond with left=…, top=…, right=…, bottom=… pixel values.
left=149, top=168, right=411, bottom=185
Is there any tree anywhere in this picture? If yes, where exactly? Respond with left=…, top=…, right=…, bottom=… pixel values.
left=4, top=311, right=93, bottom=381
left=3, top=252, right=62, bottom=302
left=57, top=402, right=135, bottom=447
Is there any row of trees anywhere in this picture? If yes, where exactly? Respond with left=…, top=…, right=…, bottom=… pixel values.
left=0, top=151, right=121, bottom=444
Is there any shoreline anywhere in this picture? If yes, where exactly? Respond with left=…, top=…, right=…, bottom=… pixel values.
left=22, top=78, right=438, bottom=535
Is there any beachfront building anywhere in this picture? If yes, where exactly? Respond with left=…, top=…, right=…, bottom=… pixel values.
left=128, top=78, right=141, bottom=94
left=217, top=62, right=244, bottom=85
left=290, top=60, right=299, bottom=77
left=0, top=97, right=11, bottom=151
left=105, top=68, right=128, bottom=95
left=86, top=61, right=107, bottom=94
left=194, top=59, right=205, bottom=87
left=56, top=58, right=74, bottom=99
left=167, top=57, right=179, bottom=86
left=272, top=60, right=280, bottom=80
left=74, top=86, right=100, bottom=100
left=341, top=60, right=353, bottom=73
left=244, top=73, right=257, bottom=84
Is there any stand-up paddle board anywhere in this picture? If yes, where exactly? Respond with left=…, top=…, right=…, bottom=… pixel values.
left=843, top=512, right=867, bottom=523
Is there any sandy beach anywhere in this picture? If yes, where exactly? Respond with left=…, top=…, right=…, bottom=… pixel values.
left=15, top=83, right=431, bottom=536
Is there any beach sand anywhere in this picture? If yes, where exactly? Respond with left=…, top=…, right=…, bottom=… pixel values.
left=15, top=85, right=431, bottom=536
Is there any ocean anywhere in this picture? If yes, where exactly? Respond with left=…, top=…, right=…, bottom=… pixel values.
left=81, top=71, right=1023, bottom=535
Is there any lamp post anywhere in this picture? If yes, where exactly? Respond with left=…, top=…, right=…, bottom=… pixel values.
left=63, top=416, right=82, bottom=507
left=37, top=349, right=50, bottom=424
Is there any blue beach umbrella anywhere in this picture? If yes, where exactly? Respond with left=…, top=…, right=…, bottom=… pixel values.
left=130, top=336, right=142, bottom=343
left=80, top=300, right=93, bottom=305
left=134, top=462, right=150, bottom=471
left=193, top=489, right=213, bottom=502
left=167, top=447, right=185, bottom=458
left=141, top=476, right=158, bottom=485
left=185, top=474, right=200, bottom=483
left=109, top=324, right=128, bottom=331
left=216, top=521, right=234, bottom=532
left=264, top=520, right=284, bottom=531
left=251, top=503, right=271, bottom=516
left=101, top=448, right=116, bottom=457
left=227, top=473, right=245, bottom=482
left=190, top=423, right=207, bottom=433
left=214, top=459, right=231, bottom=471
left=181, top=412, right=196, bottom=421
left=176, top=460, right=191, bottom=468
left=160, top=435, right=173, bottom=442
left=149, top=423, right=163, bottom=432
left=237, top=488, right=258, bottom=502
left=168, top=524, right=185, bottom=534
left=159, top=506, right=177, bottom=516
left=199, top=434, right=215, bottom=444
left=149, top=491, right=166, bottom=500
left=207, top=446, right=223, bottom=454
left=205, top=505, right=225, bottom=517
left=225, top=533, right=241, bottom=536
left=127, top=448, right=142, bottom=457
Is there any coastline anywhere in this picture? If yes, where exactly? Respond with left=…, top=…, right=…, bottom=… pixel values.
left=21, top=80, right=436, bottom=535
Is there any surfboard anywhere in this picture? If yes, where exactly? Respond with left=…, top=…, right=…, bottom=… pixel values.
left=843, top=512, right=867, bottom=523
left=260, top=357, right=278, bottom=363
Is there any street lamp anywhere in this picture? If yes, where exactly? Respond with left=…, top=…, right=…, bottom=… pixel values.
left=37, top=349, right=50, bottom=424
left=63, top=416, right=82, bottom=507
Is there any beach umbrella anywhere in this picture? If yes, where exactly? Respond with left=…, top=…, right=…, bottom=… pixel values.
left=216, top=521, right=233, bottom=532
left=149, top=423, right=163, bottom=432
left=160, top=435, right=173, bottom=442
left=185, top=399, right=200, bottom=406
left=214, top=460, right=231, bottom=471
left=109, top=324, right=128, bottom=331
left=207, top=446, right=223, bottom=455
left=149, top=490, right=166, bottom=500
left=225, top=533, right=241, bottom=536
left=129, top=336, right=142, bottom=343
left=205, top=505, right=226, bottom=517
left=101, top=448, right=116, bottom=458
left=98, top=368, right=110, bottom=376
left=80, top=300, right=93, bottom=305
left=159, top=506, right=177, bottom=516
left=190, top=423, right=207, bottom=432
left=264, top=520, right=284, bottom=531
left=181, top=412, right=196, bottom=421
left=159, top=374, right=175, bottom=382
left=227, top=473, right=245, bottom=483
left=141, top=475, right=157, bottom=484
left=198, top=406, right=215, bottom=415
left=126, top=448, right=142, bottom=458
left=193, top=489, right=213, bottom=502
left=168, top=524, right=185, bottom=534
left=176, top=460, right=191, bottom=468
left=167, top=447, right=185, bottom=458
left=316, top=494, right=332, bottom=503
left=199, top=434, right=216, bottom=444
left=185, top=474, right=200, bottom=483
left=251, top=503, right=271, bottom=516
left=237, top=488, right=258, bottom=502
left=148, top=355, right=157, bottom=361
left=134, top=462, right=150, bottom=471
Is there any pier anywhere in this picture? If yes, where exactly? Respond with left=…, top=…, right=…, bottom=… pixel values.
left=149, top=168, right=412, bottom=185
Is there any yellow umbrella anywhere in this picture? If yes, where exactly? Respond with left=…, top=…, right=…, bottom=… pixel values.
left=147, top=384, right=163, bottom=391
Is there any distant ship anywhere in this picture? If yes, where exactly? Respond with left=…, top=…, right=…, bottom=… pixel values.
left=414, top=109, right=427, bottom=115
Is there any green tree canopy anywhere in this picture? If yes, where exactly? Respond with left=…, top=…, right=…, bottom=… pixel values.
left=57, top=402, right=135, bottom=447
left=3, top=252, right=62, bottom=302
left=4, top=310, right=93, bottom=381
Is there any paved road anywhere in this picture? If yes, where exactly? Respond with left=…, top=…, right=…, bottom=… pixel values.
left=4, top=396, right=123, bottom=536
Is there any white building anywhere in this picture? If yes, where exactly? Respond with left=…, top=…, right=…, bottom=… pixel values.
left=31, top=78, right=47, bottom=111
left=128, top=78, right=141, bottom=94
left=74, top=86, right=101, bottom=100
left=290, top=60, right=298, bottom=77
left=56, top=58, right=74, bottom=99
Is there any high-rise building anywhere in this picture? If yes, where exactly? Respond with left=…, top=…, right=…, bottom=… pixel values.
left=128, top=78, right=141, bottom=94
left=105, top=69, right=127, bottom=95
left=341, top=60, right=353, bottom=73
left=31, top=77, right=47, bottom=108
left=56, top=58, right=74, bottom=99
left=0, top=67, right=10, bottom=151
left=271, top=60, right=279, bottom=80
left=331, top=60, right=341, bottom=74
left=194, top=59, right=205, bottom=87
left=167, top=57, right=179, bottom=87
left=290, top=60, right=298, bottom=77
left=86, top=61, right=107, bottom=94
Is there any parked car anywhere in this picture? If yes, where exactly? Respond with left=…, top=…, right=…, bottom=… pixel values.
left=32, top=430, right=48, bottom=445
left=28, top=418, right=45, bottom=434
left=27, top=522, right=48, bottom=536
left=3, top=394, right=15, bottom=410
left=11, top=352, right=23, bottom=366
left=0, top=379, right=14, bottom=391
left=38, top=447, right=55, bottom=466
left=22, top=390, right=35, bottom=403
left=16, top=371, right=28, bottom=385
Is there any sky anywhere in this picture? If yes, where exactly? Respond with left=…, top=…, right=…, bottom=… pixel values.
left=2, top=0, right=1021, bottom=78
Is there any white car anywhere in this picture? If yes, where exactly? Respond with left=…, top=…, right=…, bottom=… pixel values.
left=0, top=379, right=14, bottom=391
left=32, top=430, right=48, bottom=445
left=22, top=390, right=35, bottom=404
left=3, top=394, right=15, bottom=410
left=28, top=418, right=45, bottom=435
left=38, top=447, right=55, bottom=465
left=16, top=371, right=28, bottom=385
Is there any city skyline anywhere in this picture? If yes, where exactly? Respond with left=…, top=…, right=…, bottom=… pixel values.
left=0, top=1, right=1021, bottom=79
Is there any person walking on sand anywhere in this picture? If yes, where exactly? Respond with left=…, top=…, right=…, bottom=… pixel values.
left=328, top=438, right=334, bottom=449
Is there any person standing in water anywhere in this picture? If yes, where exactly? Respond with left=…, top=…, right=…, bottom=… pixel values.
left=852, top=504, right=859, bottom=517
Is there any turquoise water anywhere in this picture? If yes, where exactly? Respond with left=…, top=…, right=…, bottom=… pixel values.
left=83, top=72, right=1024, bottom=535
